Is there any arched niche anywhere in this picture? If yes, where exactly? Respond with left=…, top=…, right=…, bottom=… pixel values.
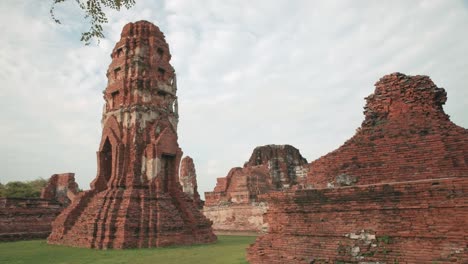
left=92, top=116, right=122, bottom=191
left=160, top=153, right=175, bottom=192
left=101, top=138, right=113, bottom=183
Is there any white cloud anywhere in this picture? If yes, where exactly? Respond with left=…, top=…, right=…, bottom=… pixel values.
left=0, top=0, right=467, bottom=199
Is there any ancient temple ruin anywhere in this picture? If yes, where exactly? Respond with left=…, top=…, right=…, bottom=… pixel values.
left=247, top=73, right=468, bottom=263
left=301, top=73, right=468, bottom=188
left=47, top=21, right=216, bottom=249
left=204, top=144, right=308, bottom=233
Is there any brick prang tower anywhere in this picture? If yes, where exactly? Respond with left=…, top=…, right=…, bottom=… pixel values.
left=48, top=21, right=216, bottom=249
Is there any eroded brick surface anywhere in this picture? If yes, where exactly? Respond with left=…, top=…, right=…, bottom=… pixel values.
left=179, top=156, right=204, bottom=209
left=246, top=144, right=309, bottom=189
left=247, top=73, right=468, bottom=263
left=47, top=21, right=216, bottom=249
left=41, top=173, right=79, bottom=206
left=303, top=73, right=468, bottom=188
left=247, top=178, right=468, bottom=263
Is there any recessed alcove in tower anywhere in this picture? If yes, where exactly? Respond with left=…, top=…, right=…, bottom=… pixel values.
left=101, top=138, right=112, bottom=184
left=161, top=154, right=175, bottom=192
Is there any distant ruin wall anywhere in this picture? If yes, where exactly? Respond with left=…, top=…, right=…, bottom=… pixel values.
left=204, top=145, right=308, bottom=233
left=0, top=198, right=62, bottom=241
left=203, top=203, right=268, bottom=233
left=205, top=145, right=308, bottom=207
left=247, top=177, right=468, bottom=263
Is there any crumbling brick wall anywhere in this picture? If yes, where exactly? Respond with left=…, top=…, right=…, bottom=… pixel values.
left=247, top=177, right=468, bottom=263
left=0, top=173, right=79, bottom=241
left=0, top=198, right=62, bottom=241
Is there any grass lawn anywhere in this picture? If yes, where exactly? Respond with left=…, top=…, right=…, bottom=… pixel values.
left=0, top=235, right=256, bottom=264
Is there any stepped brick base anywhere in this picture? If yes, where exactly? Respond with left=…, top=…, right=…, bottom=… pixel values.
left=48, top=188, right=215, bottom=249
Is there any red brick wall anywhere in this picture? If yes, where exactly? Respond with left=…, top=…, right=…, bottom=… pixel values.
left=0, top=198, right=62, bottom=241
left=247, top=177, right=468, bottom=263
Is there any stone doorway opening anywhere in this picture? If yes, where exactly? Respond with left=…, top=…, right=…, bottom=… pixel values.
left=102, top=138, right=113, bottom=183
left=160, top=154, right=175, bottom=192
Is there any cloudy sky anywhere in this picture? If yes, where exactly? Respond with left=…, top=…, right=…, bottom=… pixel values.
left=1, top=0, right=467, bottom=197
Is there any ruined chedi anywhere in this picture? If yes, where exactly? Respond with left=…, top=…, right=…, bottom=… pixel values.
left=300, top=73, right=468, bottom=188
left=204, top=144, right=308, bottom=233
left=48, top=21, right=216, bottom=249
left=247, top=73, right=468, bottom=263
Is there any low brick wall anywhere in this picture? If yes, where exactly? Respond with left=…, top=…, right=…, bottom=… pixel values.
left=247, top=177, right=468, bottom=263
left=203, top=203, right=268, bottom=233
left=0, top=198, right=63, bottom=241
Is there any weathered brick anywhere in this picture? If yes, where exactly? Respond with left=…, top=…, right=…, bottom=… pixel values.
left=0, top=198, right=63, bottom=241
left=41, top=173, right=79, bottom=206
left=47, top=21, right=216, bottom=249
left=302, top=73, right=467, bottom=188
left=204, top=145, right=308, bottom=233
left=0, top=173, right=79, bottom=241
left=179, top=156, right=204, bottom=209
left=247, top=73, right=468, bottom=263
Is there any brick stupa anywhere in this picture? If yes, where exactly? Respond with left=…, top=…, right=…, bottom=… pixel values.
left=48, top=21, right=216, bottom=249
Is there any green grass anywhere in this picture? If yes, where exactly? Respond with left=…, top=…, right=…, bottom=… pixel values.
left=0, top=235, right=256, bottom=264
